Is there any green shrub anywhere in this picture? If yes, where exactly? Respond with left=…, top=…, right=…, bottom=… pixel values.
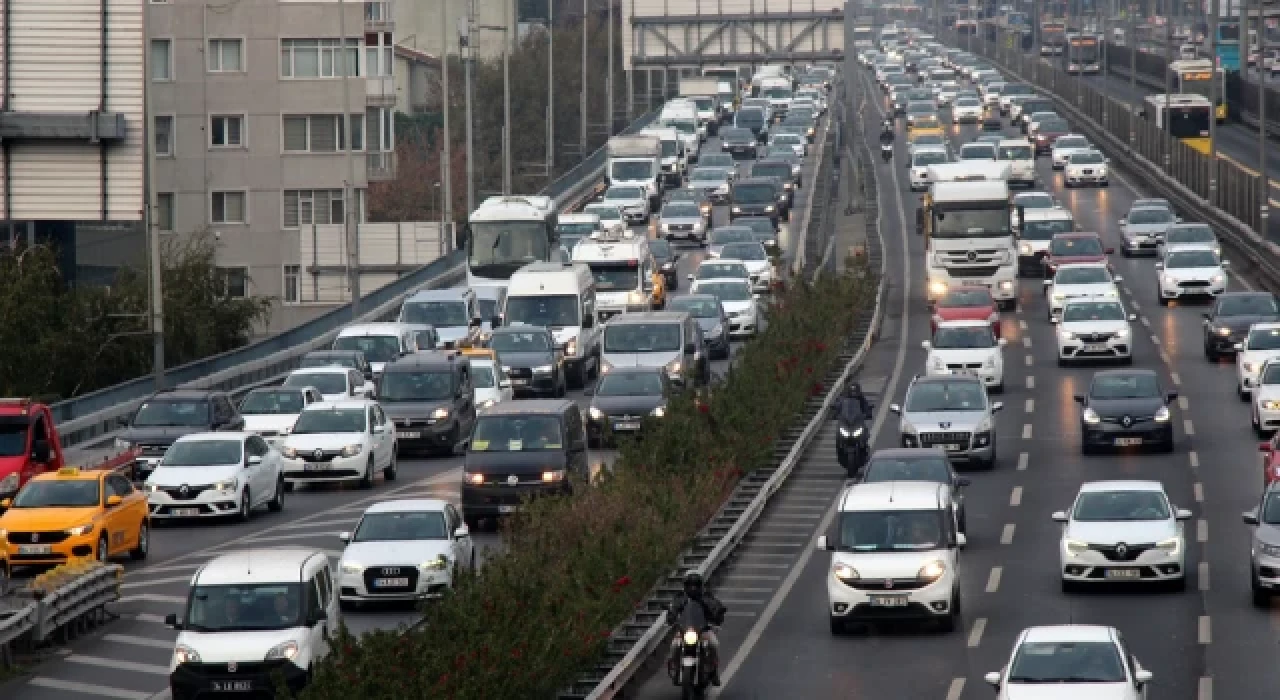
left=289, top=263, right=877, bottom=700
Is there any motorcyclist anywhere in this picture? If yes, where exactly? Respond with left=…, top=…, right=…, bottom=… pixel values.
left=879, top=120, right=895, bottom=147
left=666, top=571, right=726, bottom=686
left=834, top=380, right=873, bottom=475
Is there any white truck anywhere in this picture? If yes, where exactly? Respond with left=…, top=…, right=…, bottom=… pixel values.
left=758, top=76, right=794, bottom=120
left=606, top=134, right=663, bottom=209
left=659, top=100, right=702, bottom=161
left=640, top=126, right=687, bottom=188
left=921, top=162, right=1019, bottom=310
left=678, top=76, right=724, bottom=134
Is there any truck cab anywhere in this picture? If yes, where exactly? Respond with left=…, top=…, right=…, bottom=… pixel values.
left=571, top=228, right=665, bottom=319
left=920, top=162, right=1019, bottom=310
left=640, top=127, right=687, bottom=188
left=606, top=134, right=663, bottom=208
left=0, top=400, right=66, bottom=502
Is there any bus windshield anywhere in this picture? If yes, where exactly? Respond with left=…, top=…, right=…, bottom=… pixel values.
left=468, top=221, right=552, bottom=280
left=1163, top=105, right=1211, bottom=138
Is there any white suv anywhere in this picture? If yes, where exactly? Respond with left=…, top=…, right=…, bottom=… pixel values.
left=1156, top=244, right=1228, bottom=306
left=996, top=139, right=1036, bottom=187
left=1054, top=297, right=1136, bottom=366
left=817, top=481, right=965, bottom=634
left=280, top=400, right=398, bottom=488
left=1236, top=323, right=1280, bottom=400
left=1044, top=263, right=1121, bottom=320
left=923, top=321, right=1007, bottom=392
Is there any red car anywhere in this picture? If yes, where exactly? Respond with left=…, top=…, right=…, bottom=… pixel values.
left=931, top=286, right=1001, bottom=338
left=1261, top=436, right=1280, bottom=488
left=1042, top=232, right=1113, bottom=278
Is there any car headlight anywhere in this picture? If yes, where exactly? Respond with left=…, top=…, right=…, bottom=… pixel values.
left=480, top=399, right=496, bottom=409
left=928, top=280, right=948, bottom=296
left=281, top=446, right=298, bottom=458
left=341, top=444, right=363, bottom=457
left=65, top=523, right=95, bottom=537
left=541, top=470, right=567, bottom=482
left=534, top=364, right=554, bottom=374
left=917, top=560, right=946, bottom=581
left=1156, top=536, right=1181, bottom=555
left=832, top=563, right=859, bottom=581
left=422, top=555, right=450, bottom=571
left=650, top=406, right=666, bottom=417
left=465, top=471, right=485, bottom=485
left=1164, top=275, right=1178, bottom=287
left=1216, top=326, right=1231, bottom=337
left=600, top=359, right=613, bottom=374
left=1064, top=538, right=1090, bottom=555
left=1154, top=405, right=1171, bottom=422
left=174, top=644, right=202, bottom=665
left=1083, top=407, right=1100, bottom=424
left=1262, top=400, right=1280, bottom=411
left=1211, top=274, right=1224, bottom=285
left=431, top=407, right=450, bottom=420
left=264, top=640, right=299, bottom=661
left=1116, top=326, right=1130, bottom=338
left=1052, top=293, right=1065, bottom=302
left=213, top=479, right=238, bottom=492
left=341, top=562, right=362, bottom=574
left=732, top=206, right=742, bottom=213
left=764, top=205, right=775, bottom=212
left=1019, top=242, right=1032, bottom=255
left=114, top=438, right=133, bottom=449
left=589, top=406, right=603, bottom=420
left=666, top=360, right=682, bottom=377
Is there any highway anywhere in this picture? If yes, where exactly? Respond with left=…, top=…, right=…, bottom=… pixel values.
left=622, top=56, right=1277, bottom=700
left=2, top=128, right=826, bottom=700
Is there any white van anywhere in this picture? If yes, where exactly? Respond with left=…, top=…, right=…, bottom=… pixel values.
left=640, top=126, right=688, bottom=187
left=571, top=228, right=661, bottom=319
left=996, top=139, right=1036, bottom=188
left=501, top=261, right=603, bottom=388
left=659, top=101, right=702, bottom=159
left=165, top=548, right=339, bottom=697
left=333, top=322, right=435, bottom=377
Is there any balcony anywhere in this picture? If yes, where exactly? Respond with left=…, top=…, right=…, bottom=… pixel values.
left=364, top=1, right=393, bottom=31
left=366, top=75, right=396, bottom=107
left=367, top=151, right=397, bottom=181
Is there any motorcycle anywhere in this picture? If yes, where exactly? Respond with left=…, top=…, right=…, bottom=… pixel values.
left=833, top=403, right=873, bottom=475
left=881, top=142, right=894, bottom=162
left=667, top=603, right=712, bottom=699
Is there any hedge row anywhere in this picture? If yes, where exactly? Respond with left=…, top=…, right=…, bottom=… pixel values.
left=290, top=262, right=878, bottom=700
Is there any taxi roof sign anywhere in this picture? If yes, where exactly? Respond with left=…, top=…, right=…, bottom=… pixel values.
left=57, top=466, right=82, bottom=476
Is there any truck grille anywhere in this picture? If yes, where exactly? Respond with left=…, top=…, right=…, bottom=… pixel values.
left=945, top=265, right=1003, bottom=278
left=919, top=431, right=971, bottom=449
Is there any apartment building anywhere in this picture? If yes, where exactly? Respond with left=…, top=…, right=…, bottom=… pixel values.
left=396, top=0, right=515, bottom=61
left=148, top=0, right=399, bottom=331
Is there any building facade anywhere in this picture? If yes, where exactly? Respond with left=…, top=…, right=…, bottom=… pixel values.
left=148, top=0, right=399, bottom=331
left=396, top=0, right=515, bottom=62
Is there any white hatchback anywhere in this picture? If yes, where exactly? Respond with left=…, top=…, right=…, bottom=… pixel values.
left=1044, top=263, right=1121, bottom=320
left=922, top=321, right=1007, bottom=392
left=985, top=625, right=1154, bottom=698
left=1054, top=297, right=1136, bottom=365
left=1155, top=244, right=1227, bottom=305
left=1236, top=323, right=1280, bottom=399
left=337, top=499, right=475, bottom=607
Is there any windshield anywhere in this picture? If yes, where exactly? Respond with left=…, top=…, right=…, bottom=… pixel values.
left=1014, top=193, right=1054, bottom=209
left=162, top=440, right=243, bottom=467
left=1050, top=237, right=1103, bottom=256
left=720, top=243, right=767, bottom=261
left=610, top=161, right=654, bottom=180
left=333, top=335, right=400, bottom=363
left=299, top=355, right=358, bottom=371
left=1165, top=105, right=1211, bottom=138
left=667, top=296, right=720, bottom=318
left=657, top=140, right=679, bottom=157
left=401, top=300, right=469, bottom=327
left=588, top=264, right=641, bottom=291
left=692, top=97, right=714, bottom=111
left=933, top=207, right=1011, bottom=238
left=689, top=169, right=729, bottom=184
left=710, top=229, right=755, bottom=246
left=1090, top=374, right=1160, bottom=399
left=913, top=116, right=941, bottom=129
left=1002, top=84, right=1033, bottom=95
left=1263, top=492, right=1280, bottom=524
left=12, top=479, right=100, bottom=508
left=698, top=281, right=751, bottom=301
left=292, top=408, right=365, bottom=434
left=606, top=186, right=644, bottom=200
left=836, top=510, right=943, bottom=552
left=774, top=134, right=803, bottom=145
left=959, top=145, right=995, bottom=159
left=933, top=326, right=995, bottom=348
left=468, top=221, right=552, bottom=277
left=664, top=202, right=702, bottom=218
left=904, top=381, right=986, bottom=411
left=1248, top=328, right=1280, bottom=350
left=1063, top=302, right=1126, bottom=322
left=490, top=330, right=552, bottom=353
left=604, top=323, right=681, bottom=353
left=955, top=98, right=981, bottom=107
left=753, top=164, right=792, bottom=179
left=648, top=239, right=673, bottom=260
left=132, top=400, right=210, bottom=428
left=283, top=372, right=347, bottom=395
left=597, top=371, right=665, bottom=396
left=1022, top=219, right=1073, bottom=240
left=472, top=365, right=497, bottom=388
left=1165, top=250, right=1219, bottom=268
left=470, top=415, right=563, bottom=451
left=668, top=119, right=697, bottom=135
left=697, top=262, right=748, bottom=279
left=763, top=88, right=792, bottom=99
left=998, top=145, right=1033, bottom=160
left=733, top=184, right=776, bottom=203
left=1069, top=152, right=1105, bottom=165
left=505, top=294, right=579, bottom=328
left=913, top=151, right=948, bottom=166
left=1128, top=208, right=1173, bottom=225
left=912, top=134, right=945, bottom=147
left=1056, top=267, right=1110, bottom=285
left=184, top=584, right=304, bottom=633
left=354, top=511, right=448, bottom=541
left=0, top=420, right=26, bottom=458
left=1055, top=137, right=1089, bottom=150
left=736, top=112, right=764, bottom=127
left=721, top=127, right=753, bottom=141
left=380, top=371, right=453, bottom=402
left=939, top=289, right=992, bottom=307
left=584, top=205, right=623, bottom=221
left=1219, top=295, right=1279, bottom=316
left=1167, top=226, right=1214, bottom=244
left=862, top=457, right=951, bottom=484
left=1073, top=490, right=1170, bottom=521
left=1008, top=641, right=1127, bottom=684
left=907, top=102, right=935, bottom=114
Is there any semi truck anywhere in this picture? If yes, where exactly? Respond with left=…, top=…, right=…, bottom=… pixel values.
left=919, top=162, right=1019, bottom=310
left=678, top=76, right=724, bottom=133
left=605, top=134, right=663, bottom=208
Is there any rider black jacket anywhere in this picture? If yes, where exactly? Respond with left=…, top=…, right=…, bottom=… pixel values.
left=879, top=130, right=895, bottom=145
left=667, top=593, right=727, bottom=627
left=837, top=394, right=872, bottom=425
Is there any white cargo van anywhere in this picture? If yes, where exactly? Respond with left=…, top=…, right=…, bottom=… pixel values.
left=501, top=262, right=602, bottom=388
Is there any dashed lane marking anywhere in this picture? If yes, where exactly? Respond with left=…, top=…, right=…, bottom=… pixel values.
left=726, top=611, right=758, bottom=618
left=133, top=613, right=167, bottom=625
left=1001, top=524, right=1016, bottom=545
left=1131, top=299, right=1142, bottom=310
left=946, top=678, right=966, bottom=700
left=1200, top=676, right=1213, bottom=700
left=1022, top=336, right=1032, bottom=348
left=967, top=618, right=987, bottom=648
left=1025, top=399, right=1034, bottom=413
left=1017, top=452, right=1029, bottom=470
left=1140, top=316, right=1151, bottom=327
left=1198, top=615, right=1212, bottom=645
left=1018, top=319, right=1028, bottom=330
left=1179, top=396, right=1190, bottom=411
left=103, top=634, right=175, bottom=650
left=1022, top=424, right=1033, bottom=439
left=1194, top=482, right=1204, bottom=502
left=1199, top=561, right=1211, bottom=591
left=986, top=566, right=1003, bottom=593
left=1197, top=519, right=1208, bottom=543
left=1151, top=334, right=1162, bottom=346
left=27, top=678, right=150, bottom=699
left=1185, top=419, right=1196, bottom=436
left=1190, top=451, right=1200, bottom=468
left=1025, top=355, right=1033, bottom=366
left=1026, top=375, right=1035, bottom=389
left=1010, top=486, right=1023, bottom=506
left=67, top=655, right=169, bottom=675
left=1159, top=350, right=1173, bottom=365
left=1171, top=372, right=1182, bottom=386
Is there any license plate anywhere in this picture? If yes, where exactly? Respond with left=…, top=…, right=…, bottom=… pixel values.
left=172, top=508, right=200, bottom=517
left=211, top=680, right=253, bottom=692
left=374, top=577, right=410, bottom=588
left=17, top=544, right=51, bottom=555
left=1083, top=343, right=1109, bottom=352
left=961, top=279, right=986, bottom=286
left=1105, top=568, right=1141, bottom=579
left=681, top=657, right=698, bottom=667
left=511, top=378, right=528, bottom=385
left=1114, top=437, right=1143, bottom=446
left=868, top=595, right=908, bottom=607
left=1082, top=169, right=1093, bottom=175
left=304, top=463, right=327, bottom=471
left=614, top=422, right=641, bottom=431
left=396, top=431, right=420, bottom=439
left=941, top=443, right=962, bottom=452
left=499, top=505, right=516, bottom=514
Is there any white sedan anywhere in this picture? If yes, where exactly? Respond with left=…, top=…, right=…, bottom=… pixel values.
left=1044, top=263, right=1121, bottom=320
left=280, top=399, right=398, bottom=488
left=984, top=625, right=1153, bottom=698
left=951, top=97, right=984, bottom=123
left=1063, top=150, right=1109, bottom=187
left=1050, top=134, right=1092, bottom=169
left=1236, top=323, right=1280, bottom=400
left=1010, top=191, right=1057, bottom=231
left=239, top=387, right=324, bottom=448
left=1155, top=245, right=1228, bottom=306
left=691, top=278, right=760, bottom=337
left=1251, top=358, right=1280, bottom=435
left=922, top=320, right=1007, bottom=392
left=144, top=432, right=285, bottom=521
left=1054, top=297, right=1136, bottom=365
left=1054, top=480, right=1191, bottom=591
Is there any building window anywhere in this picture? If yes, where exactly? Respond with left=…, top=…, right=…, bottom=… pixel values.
left=211, top=191, right=247, bottom=224
left=280, top=39, right=360, bottom=78
left=208, top=38, right=243, bottom=72
left=156, top=193, right=174, bottom=232
left=282, top=115, right=356, bottom=153
left=282, top=264, right=301, bottom=303
left=364, top=32, right=393, bottom=77
left=218, top=267, right=249, bottom=299
left=151, top=39, right=172, bottom=81
left=283, top=189, right=345, bottom=228
left=210, top=115, right=244, bottom=147
left=154, top=115, right=174, bottom=156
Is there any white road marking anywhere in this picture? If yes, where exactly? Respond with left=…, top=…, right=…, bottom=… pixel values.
left=1194, top=482, right=1204, bottom=502
left=1190, top=451, right=1200, bottom=468
left=1018, top=319, right=1028, bottom=330
left=103, top=633, right=175, bottom=650
left=1022, top=336, right=1032, bottom=348
left=273, top=516, right=360, bottom=530
left=1199, top=561, right=1211, bottom=591
left=1199, top=676, right=1213, bottom=700
left=967, top=618, right=987, bottom=648
left=946, top=678, right=966, bottom=700
left=1179, top=396, right=1190, bottom=410
left=1010, top=487, right=1023, bottom=506
left=1151, top=334, right=1162, bottom=345
left=1026, top=375, right=1035, bottom=389
left=1024, top=399, right=1034, bottom=413
left=67, top=655, right=169, bottom=675
left=1171, top=372, right=1182, bottom=386
left=1198, top=615, right=1211, bottom=645
left=26, top=678, right=150, bottom=699
left=1184, top=419, right=1196, bottom=436
left=1159, top=350, right=1173, bottom=365
left=1017, top=452, right=1029, bottom=470
left=134, top=613, right=167, bottom=625
left=1131, top=300, right=1142, bottom=310
left=1022, top=424, right=1033, bottom=439
left=1140, top=316, right=1151, bottom=327
left=1001, top=523, right=1016, bottom=545
left=1025, top=354, right=1033, bottom=366
left=726, top=611, right=758, bottom=618
left=1197, top=519, right=1208, bottom=543
left=986, top=566, right=1003, bottom=593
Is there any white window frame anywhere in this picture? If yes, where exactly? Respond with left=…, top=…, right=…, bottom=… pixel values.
left=282, top=264, right=301, bottom=304
left=207, top=38, right=245, bottom=73
left=282, top=189, right=346, bottom=229
left=209, top=113, right=246, bottom=148
left=218, top=266, right=251, bottom=299
left=150, top=38, right=174, bottom=81
left=153, top=114, right=175, bottom=157
left=280, top=114, right=351, bottom=154
left=210, top=190, right=248, bottom=225
left=279, top=38, right=361, bottom=79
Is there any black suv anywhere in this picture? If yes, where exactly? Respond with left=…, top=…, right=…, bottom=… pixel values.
left=729, top=177, right=784, bottom=228
left=719, top=126, right=759, bottom=160
left=734, top=107, right=770, bottom=143
left=751, top=160, right=800, bottom=207
left=378, top=352, right=478, bottom=455
left=118, top=389, right=245, bottom=481
left=487, top=326, right=567, bottom=397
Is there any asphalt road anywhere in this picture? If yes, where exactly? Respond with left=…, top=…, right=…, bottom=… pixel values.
left=3, top=125, right=827, bottom=700
left=628, top=59, right=1276, bottom=700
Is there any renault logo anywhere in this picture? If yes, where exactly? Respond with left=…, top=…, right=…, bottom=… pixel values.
left=884, top=579, right=895, bottom=589
left=314, top=449, right=325, bottom=460
left=939, top=422, right=951, bottom=429
left=1115, top=543, right=1128, bottom=557
left=1121, top=415, right=1133, bottom=427
left=508, top=474, right=519, bottom=485
left=227, top=662, right=237, bottom=673
left=966, top=250, right=978, bottom=261
left=179, top=485, right=189, bottom=496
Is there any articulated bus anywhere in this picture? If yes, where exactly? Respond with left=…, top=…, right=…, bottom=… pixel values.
left=1167, top=59, right=1227, bottom=122
left=1140, top=94, right=1212, bottom=155
left=1216, top=20, right=1241, bottom=71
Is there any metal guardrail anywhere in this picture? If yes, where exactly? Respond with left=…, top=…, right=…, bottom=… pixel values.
left=0, top=564, right=121, bottom=668
left=54, top=109, right=663, bottom=454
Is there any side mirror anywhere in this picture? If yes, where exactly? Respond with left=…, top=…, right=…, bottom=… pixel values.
left=1166, top=391, right=1179, bottom=403
left=1135, top=669, right=1153, bottom=685
left=1176, top=216, right=1183, bottom=223
left=984, top=672, right=1002, bottom=688
left=454, top=526, right=471, bottom=539
left=32, top=440, right=50, bottom=463
left=165, top=613, right=182, bottom=630
left=338, top=531, right=351, bottom=543
left=997, top=338, right=1007, bottom=346
left=1105, top=247, right=1115, bottom=254
left=583, top=315, right=595, bottom=329
left=1154, top=262, right=1163, bottom=270
left=1050, top=316, right=1059, bottom=324
left=584, top=387, right=595, bottom=396
left=1202, top=312, right=1212, bottom=321
left=373, top=424, right=387, bottom=434
left=1222, top=260, right=1231, bottom=267
left=1118, top=218, right=1126, bottom=225
left=992, top=401, right=1004, bottom=412
left=687, top=274, right=695, bottom=281
left=888, top=403, right=902, bottom=414
left=815, top=535, right=833, bottom=551
left=921, top=340, right=932, bottom=349
left=1175, top=508, right=1193, bottom=521
left=106, top=495, right=124, bottom=507
left=247, top=455, right=263, bottom=466
left=1244, top=510, right=1261, bottom=525
left=957, top=477, right=971, bottom=487
left=1128, top=314, right=1138, bottom=321
left=1042, top=279, right=1052, bottom=287
left=1235, top=342, right=1244, bottom=351
left=1072, top=394, right=1085, bottom=404
left=1114, top=276, right=1124, bottom=282
left=753, top=293, right=762, bottom=300
left=1051, top=510, right=1069, bottom=523
left=500, top=379, right=513, bottom=389
left=955, top=532, right=967, bottom=549
left=309, top=609, right=329, bottom=626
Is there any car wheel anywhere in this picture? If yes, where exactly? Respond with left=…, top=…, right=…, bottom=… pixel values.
left=1120, top=354, right=1134, bottom=365
left=991, top=380, right=1004, bottom=394
left=1205, top=343, right=1218, bottom=362
left=1158, top=292, right=1169, bottom=306
left=130, top=521, right=149, bottom=561
left=384, top=451, right=398, bottom=481
left=829, top=616, right=845, bottom=635
left=1061, top=578, right=1078, bottom=593
left=359, top=458, right=376, bottom=489
left=1241, top=384, right=1252, bottom=402
left=938, top=592, right=960, bottom=633
left=284, top=481, right=296, bottom=493
left=1121, top=247, right=1131, bottom=258
left=96, top=533, right=110, bottom=563
left=1253, top=576, right=1271, bottom=607
left=1168, top=576, right=1187, bottom=592
left=237, top=490, right=252, bottom=522
left=268, top=477, right=285, bottom=512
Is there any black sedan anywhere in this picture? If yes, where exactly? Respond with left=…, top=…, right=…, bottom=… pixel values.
left=1075, top=369, right=1178, bottom=454
left=856, top=447, right=971, bottom=533
left=1203, top=292, right=1280, bottom=360
left=720, top=127, right=759, bottom=159
left=585, top=368, right=672, bottom=447
left=648, top=238, right=681, bottom=291
left=982, top=116, right=1003, bottom=131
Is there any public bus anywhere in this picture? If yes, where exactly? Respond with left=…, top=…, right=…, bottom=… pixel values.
left=1216, top=20, right=1241, bottom=71
left=1039, top=20, right=1067, bottom=55
left=1166, top=59, right=1228, bottom=122
left=1063, top=33, right=1101, bottom=74
left=1140, top=94, right=1212, bottom=155
left=463, top=196, right=560, bottom=289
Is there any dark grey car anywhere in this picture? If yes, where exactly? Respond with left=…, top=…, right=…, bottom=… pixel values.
left=487, top=326, right=567, bottom=398
left=584, top=367, right=673, bottom=447
left=379, top=353, right=478, bottom=455
left=666, top=294, right=731, bottom=360
left=1075, top=369, right=1177, bottom=454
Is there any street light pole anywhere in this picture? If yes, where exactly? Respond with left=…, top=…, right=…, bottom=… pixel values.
left=607, top=0, right=614, bottom=136
left=581, top=0, right=588, bottom=158
left=1209, top=0, right=1219, bottom=202
left=440, top=0, right=453, bottom=247
left=462, top=8, right=476, bottom=214
left=1164, top=7, right=1173, bottom=172
left=141, top=3, right=165, bottom=389
left=1258, top=0, right=1269, bottom=230
left=1129, top=2, right=1137, bottom=148
left=548, top=0, right=555, bottom=172
left=503, top=40, right=512, bottom=194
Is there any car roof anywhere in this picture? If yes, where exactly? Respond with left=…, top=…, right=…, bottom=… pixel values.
left=491, top=324, right=551, bottom=335
left=1078, top=479, right=1165, bottom=493
left=480, top=399, right=574, bottom=416
left=1021, top=625, right=1116, bottom=644
left=1052, top=231, right=1101, bottom=239
left=384, top=352, right=466, bottom=372
left=147, top=389, right=217, bottom=400
left=290, top=366, right=351, bottom=376
left=405, top=287, right=471, bottom=302
left=839, top=481, right=947, bottom=512
left=606, top=311, right=690, bottom=325
left=31, top=467, right=108, bottom=483
left=174, top=431, right=252, bottom=443
left=1164, top=243, right=1217, bottom=253
left=1091, top=368, right=1159, bottom=381
left=869, top=447, right=950, bottom=460
left=197, top=548, right=327, bottom=585
left=1055, top=261, right=1109, bottom=270
left=304, top=399, right=375, bottom=411
left=935, top=319, right=991, bottom=328
left=363, top=498, right=451, bottom=514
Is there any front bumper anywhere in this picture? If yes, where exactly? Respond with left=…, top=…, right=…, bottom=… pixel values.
left=622, top=207, right=648, bottom=223
left=170, top=660, right=309, bottom=699
left=1160, top=279, right=1226, bottom=299
left=3, top=530, right=101, bottom=566
left=1080, top=420, right=1174, bottom=449
left=827, top=570, right=956, bottom=621
left=281, top=452, right=368, bottom=483
left=1057, top=334, right=1132, bottom=360
left=1121, top=233, right=1161, bottom=254
left=927, top=274, right=1017, bottom=303
left=391, top=418, right=458, bottom=450
left=339, top=564, right=453, bottom=601
left=587, top=413, right=651, bottom=446
left=461, top=482, right=568, bottom=517
left=1252, top=553, right=1280, bottom=592
left=1065, top=169, right=1108, bottom=185
left=1061, top=544, right=1183, bottom=583
left=926, top=363, right=1002, bottom=387
left=507, top=368, right=561, bottom=396
left=148, top=487, right=242, bottom=519
left=1257, top=402, right=1280, bottom=432
left=727, top=312, right=758, bottom=337
left=952, top=110, right=981, bottom=123
left=1205, top=331, right=1243, bottom=355
left=901, top=432, right=995, bottom=464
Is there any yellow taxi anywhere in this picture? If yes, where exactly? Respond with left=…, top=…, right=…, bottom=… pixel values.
left=461, top=345, right=505, bottom=367
left=0, top=467, right=150, bottom=566
left=907, top=114, right=945, bottom=140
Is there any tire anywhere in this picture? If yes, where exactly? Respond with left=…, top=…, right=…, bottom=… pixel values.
left=96, top=533, right=110, bottom=563
left=829, top=616, right=845, bottom=635
left=126, top=521, right=150, bottom=560
left=938, top=592, right=960, bottom=633
left=283, top=481, right=296, bottom=493
left=268, top=478, right=285, bottom=512
left=0, top=559, right=8, bottom=595
left=1253, top=578, right=1271, bottom=607
left=237, top=490, right=252, bottom=523
left=1241, top=385, right=1252, bottom=402
left=359, top=458, right=376, bottom=489
left=991, top=380, right=1004, bottom=394
left=384, top=451, right=398, bottom=481
left=1120, top=354, right=1134, bottom=365
left=1160, top=439, right=1175, bottom=454
left=958, top=507, right=967, bottom=534
left=1121, top=247, right=1131, bottom=258
left=1061, top=578, right=1077, bottom=593
left=1205, top=345, right=1219, bottom=362
left=1168, top=576, right=1187, bottom=592
left=1057, top=356, right=1068, bottom=368
left=1081, top=441, right=1094, bottom=456
left=1158, top=293, right=1169, bottom=306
